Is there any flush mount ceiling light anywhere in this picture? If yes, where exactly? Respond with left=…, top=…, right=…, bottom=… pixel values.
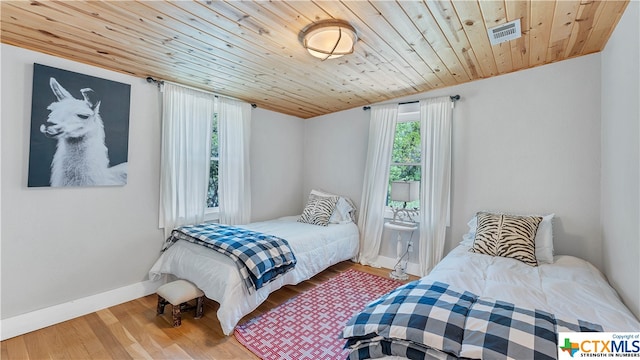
left=300, top=19, right=357, bottom=60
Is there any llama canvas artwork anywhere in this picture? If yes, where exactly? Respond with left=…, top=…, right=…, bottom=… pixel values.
left=28, top=64, right=130, bottom=187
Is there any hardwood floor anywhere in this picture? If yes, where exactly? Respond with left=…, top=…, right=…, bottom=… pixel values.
left=1, top=262, right=416, bottom=360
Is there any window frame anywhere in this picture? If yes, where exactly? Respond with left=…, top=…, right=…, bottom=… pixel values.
left=385, top=106, right=421, bottom=219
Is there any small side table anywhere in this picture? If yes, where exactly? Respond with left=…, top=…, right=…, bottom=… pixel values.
left=384, top=221, right=418, bottom=280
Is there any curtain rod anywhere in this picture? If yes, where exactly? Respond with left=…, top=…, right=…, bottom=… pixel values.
left=146, top=76, right=257, bottom=109
left=362, top=95, right=460, bottom=111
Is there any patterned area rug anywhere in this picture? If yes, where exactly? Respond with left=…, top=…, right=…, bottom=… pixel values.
left=234, top=269, right=402, bottom=360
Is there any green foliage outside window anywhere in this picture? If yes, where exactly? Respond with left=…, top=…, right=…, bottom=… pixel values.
left=207, top=114, right=219, bottom=208
left=389, top=121, right=421, bottom=209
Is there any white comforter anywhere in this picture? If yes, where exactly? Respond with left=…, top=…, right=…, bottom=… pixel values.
left=376, top=245, right=639, bottom=360
left=424, top=245, right=639, bottom=331
left=148, top=216, right=359, bottom=335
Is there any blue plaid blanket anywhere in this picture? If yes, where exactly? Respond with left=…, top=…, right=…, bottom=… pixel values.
left=163, top=223, right=297, bottom=293
left=341, top=281, right=602, bottom=360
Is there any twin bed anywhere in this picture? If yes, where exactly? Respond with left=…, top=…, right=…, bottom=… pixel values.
left=149, top=189, right=361, bottom=335
left=149, top=204, right=639, bottom=359
left=341, top=212, right=640, bottom=359
left=341, top=244, right=640, bottom=359
left=149, top=215, right=359, bottom=335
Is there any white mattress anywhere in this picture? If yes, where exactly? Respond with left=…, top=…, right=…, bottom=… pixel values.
left=148, top=216, right=359, bottom=335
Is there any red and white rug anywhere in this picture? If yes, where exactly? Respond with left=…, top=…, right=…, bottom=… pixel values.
left=234, top=268, right=402, bottom=360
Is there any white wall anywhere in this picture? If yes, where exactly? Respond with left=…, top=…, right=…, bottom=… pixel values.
left=0, top=45, right=305, bottom=330
left=251, top=108, right=305, bottom=221
left=304, top=53, right=604, bottom=270
left=1, top=44, right=163, bottom=320
left=448, top=54, right=603, bottom=268
left=601, top=0, right=640, bottom=319
left=302, top=107, right=370, bottom=206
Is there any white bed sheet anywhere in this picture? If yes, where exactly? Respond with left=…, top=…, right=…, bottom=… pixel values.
left=148, top=216, right=359, bottom=335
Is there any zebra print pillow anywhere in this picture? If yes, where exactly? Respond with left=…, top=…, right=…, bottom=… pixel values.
left=471, top=212, right=543, bottom=266
left=298, top=195, right=339, bottom=226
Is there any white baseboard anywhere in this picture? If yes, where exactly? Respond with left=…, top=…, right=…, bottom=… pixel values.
left=376, top=255, right=421, bottom=278
left=0, top=279, right=163, bottom=341
left=0, top=259, right=418, bottom=341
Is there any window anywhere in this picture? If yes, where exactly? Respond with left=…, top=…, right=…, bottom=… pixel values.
left=388, top=110, right=421, bottom=209
left=207, top=113, right=219, bottom=208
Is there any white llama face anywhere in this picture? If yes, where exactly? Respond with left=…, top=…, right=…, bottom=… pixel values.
left=40, top=78, right=102, bottom=140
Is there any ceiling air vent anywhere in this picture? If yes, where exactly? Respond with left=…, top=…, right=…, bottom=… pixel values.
left=487, top=19, right=521, bottom=45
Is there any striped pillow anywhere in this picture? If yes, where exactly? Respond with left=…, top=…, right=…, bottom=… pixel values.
left=471, top=212, right=542, bottom=266
left=298, top=195, right=339, bottom=226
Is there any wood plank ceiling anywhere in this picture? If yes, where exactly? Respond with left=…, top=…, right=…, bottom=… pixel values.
left=1, top=1, right=629, bottom=119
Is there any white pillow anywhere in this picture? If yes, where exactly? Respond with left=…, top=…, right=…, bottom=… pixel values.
left=460, top=212, right=555, bottom=264
left=332, top=198, right=355, bottom=223
left=534, top=214, right=555, bottom=264
left=459, top=216, right=478, bottom=246
left=309, top=189, right=355, bottom=224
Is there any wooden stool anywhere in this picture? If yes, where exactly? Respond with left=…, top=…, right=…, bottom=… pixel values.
left=156, top=279, right=205, bottom=327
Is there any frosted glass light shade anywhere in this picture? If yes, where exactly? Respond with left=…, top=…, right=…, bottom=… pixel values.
left=302, top=20, right=357, bottom=60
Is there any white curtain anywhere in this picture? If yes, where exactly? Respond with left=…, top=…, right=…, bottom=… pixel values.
left=217, top=97, right=252, bottom=225
left=418, top=96, right=453, bottom=276
left=357, top=103, right=398, bottom=266
left=159, top=82, right=215, bottom=238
